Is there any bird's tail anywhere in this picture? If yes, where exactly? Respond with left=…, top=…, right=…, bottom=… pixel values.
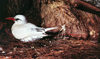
left=45, top=27, right=58, bottom=32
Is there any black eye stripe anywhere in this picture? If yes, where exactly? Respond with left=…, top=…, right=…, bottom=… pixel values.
left=15, top=18, right=20, bottom=21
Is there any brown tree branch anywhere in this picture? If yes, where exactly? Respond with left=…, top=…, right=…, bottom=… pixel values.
left=69, top=0, right=100, bottom=12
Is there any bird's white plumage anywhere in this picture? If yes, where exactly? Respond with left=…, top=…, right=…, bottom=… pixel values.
left=11, top=15, right=57, bottom=42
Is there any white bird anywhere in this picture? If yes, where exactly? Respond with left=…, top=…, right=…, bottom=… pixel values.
left=6, top=15, right=58, bottom=42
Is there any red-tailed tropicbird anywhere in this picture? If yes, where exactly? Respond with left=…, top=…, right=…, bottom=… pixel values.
left=6, top=15, right=58, bottom=42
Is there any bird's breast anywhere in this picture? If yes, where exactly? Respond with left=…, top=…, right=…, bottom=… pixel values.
left=11, top=24, right=33, bottom=39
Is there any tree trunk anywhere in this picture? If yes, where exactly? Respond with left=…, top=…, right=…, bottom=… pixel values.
left=40, top=0, right=100, bottom=40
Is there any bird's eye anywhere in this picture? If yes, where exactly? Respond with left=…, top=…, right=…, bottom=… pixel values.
left=15, top=18, right=20, bottom=21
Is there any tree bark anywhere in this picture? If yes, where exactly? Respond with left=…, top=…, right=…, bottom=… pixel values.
left=40, top=0, right=100, bottom=40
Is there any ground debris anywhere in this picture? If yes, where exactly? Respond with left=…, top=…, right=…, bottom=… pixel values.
left=0, top=37, right=100, bottom=59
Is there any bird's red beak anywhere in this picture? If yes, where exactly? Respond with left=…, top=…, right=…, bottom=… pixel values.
left=5, top=17, right=15, bottom=21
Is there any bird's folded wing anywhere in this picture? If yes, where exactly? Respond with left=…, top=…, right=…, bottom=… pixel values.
left=26, top=23, right=39, bottom=28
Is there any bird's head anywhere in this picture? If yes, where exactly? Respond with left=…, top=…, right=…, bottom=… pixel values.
left=6, top=15, right=27, bottom=24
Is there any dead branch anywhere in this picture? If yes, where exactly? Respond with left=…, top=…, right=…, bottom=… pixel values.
left=69, top=0, right=100, bottom=12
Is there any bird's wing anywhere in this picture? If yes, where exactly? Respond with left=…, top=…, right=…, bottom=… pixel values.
left=25, top=23, right=47, bottom=35
left=26, top=23, right=45, bottom=32
left=26, top=23, right=58, bottom=32
left=26, top=23, right=39, bottom=28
